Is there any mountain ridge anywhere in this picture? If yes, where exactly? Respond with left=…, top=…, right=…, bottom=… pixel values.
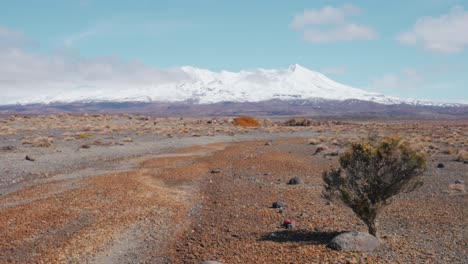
left=10, top=64, right=464, bottom=107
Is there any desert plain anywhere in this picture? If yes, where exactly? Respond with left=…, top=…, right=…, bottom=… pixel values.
left=0, top=114, right=466, bottom=263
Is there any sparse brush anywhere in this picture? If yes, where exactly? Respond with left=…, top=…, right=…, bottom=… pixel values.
left=77, top=133, right=95, bottom=139
left=456, top=150, right=468, bottom=163
left=322, top=136, right=426, bottom=237
left=233, top=116, right=260, bottom=127
left=442, top=148, right=456, bottom=155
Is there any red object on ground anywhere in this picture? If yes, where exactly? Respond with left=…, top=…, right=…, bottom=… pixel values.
left=283, top=219, right=296, bottom=226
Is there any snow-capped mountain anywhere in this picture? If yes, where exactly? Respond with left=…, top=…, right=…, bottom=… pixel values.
left=15, top=64, right=460, bottom=106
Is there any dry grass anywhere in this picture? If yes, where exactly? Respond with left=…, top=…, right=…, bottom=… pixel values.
left=233, top=116, right=260, bottom=127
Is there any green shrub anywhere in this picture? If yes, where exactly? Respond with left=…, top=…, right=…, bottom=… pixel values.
left=322, top=136, right=426, bottom=237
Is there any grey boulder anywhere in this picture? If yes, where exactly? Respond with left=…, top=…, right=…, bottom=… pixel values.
left=328, top=231, right=380, bottom=252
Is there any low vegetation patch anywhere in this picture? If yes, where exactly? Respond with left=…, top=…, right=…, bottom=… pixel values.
left=233, top=116, right=260, bottom=127
left=322, top=136, right=426, bottom=237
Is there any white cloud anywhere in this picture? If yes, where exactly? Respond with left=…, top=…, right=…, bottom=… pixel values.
left=304, top=23, right=376, bottom=43
left=291, top=4, right=376, bottom=43
left=371, top=68, right=423, bottom=90
left=397, top=6, right=468, bottom=53
left=0, top=26, right=191, bottom=105
left=63, top=29, right=98, bottom=47
left=291, top=4, right=361, bottom=29
left=322, top=66, right=347, bottom=75
left=0, top=25, right=34, bottom=49
left=61, top=20, right=194, bottom=47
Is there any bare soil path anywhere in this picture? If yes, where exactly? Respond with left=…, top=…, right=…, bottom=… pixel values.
left=0, top=137, right=466, bottom=263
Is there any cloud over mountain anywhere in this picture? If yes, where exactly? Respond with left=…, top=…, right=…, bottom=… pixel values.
left=291, top=4, right=376, bottom=43
left=397, top=6, right=468, bottom=53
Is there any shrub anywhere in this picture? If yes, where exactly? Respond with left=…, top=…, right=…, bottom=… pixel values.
left=456, top=150, right=468, bottom=163
left=322, top=136, right=426, bottom=237
left=233, top=116, right=260, bottom=127
left=77, top=133, right=95, bottom=139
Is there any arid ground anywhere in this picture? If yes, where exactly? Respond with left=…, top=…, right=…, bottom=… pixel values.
left=0, top=114, right=466, bottom=263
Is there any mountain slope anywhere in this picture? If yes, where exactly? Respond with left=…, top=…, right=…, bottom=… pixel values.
left=13, top=64, right=460, bottom=106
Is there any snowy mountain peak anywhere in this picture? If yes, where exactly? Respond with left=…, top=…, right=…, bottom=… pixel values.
left=12, top=64, right=458, bottom=107
left=288, top=63, right=308, bottom=72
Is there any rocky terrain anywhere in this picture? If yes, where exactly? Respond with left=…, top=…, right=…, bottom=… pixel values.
left=0, top=114, right=466, bottom=263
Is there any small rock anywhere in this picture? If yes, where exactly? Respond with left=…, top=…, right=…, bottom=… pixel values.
left=279, top=208, right=285, bottom=214
left=314, top=227, right=323, bottom=232
left=31, top=136, right=54, bottom=147
left=313, top=144, right=328, bottom=155
left=308, top=138, right=320, bottom=145
left=437, top=163, right=444, bottom=168
left=0, top=145, right=15, bottom=151
left=283, top=219, right=296, bottom=229
left=288, top=176, right=304, bottom=185
left=80, top=144, right=91, bottom=149
left=448, top=183, right=465, bottom=193
left=272, top=201, right=287, bottom=208
left=324, top=150, right=339, bottom=157
left=122, top=137, right=133, bottom=142
left=211, top=169, right=222, bottom=174
left=268, top=232, right=278, bottom=238
left=25, top=155, right=35, bottom=161
left=328, top=231, right=380, bottom=252
left=201, top=261, right=222, bottom=264
left=454, top=179, right=463, bottom=184
left=265, top=140, right=273, bottom=146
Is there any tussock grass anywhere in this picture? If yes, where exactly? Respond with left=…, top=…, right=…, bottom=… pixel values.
left=233, top=116, right=260, bottom=127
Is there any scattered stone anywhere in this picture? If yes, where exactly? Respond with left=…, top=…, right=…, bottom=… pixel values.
left=211, top=169, right=222, bottom=174
left=455, top=150, right=468, bottom=163
left=448, top=183, right=465, bottom=194
left=437, top=163, right=444, bottom=168
left=22, top=136, right=54, bottom=147
left=313, top=144, right=328, bottom=155
left=264, top=140, right=273, bottom=146
left=279, top=208, right=285, bottom=214
left=122, top=137, right=133, bottom=142
left=288, top=176, right=304, bottom=185
left=283, top=219, right=296, bottom=229
left=21, top=139, right=33, bottom=145
left=0, top=145, right=16, bottom=151
left=328, top=231, right=380, bottom=252
left=268, top=232, right=278, bottom=238
left=284, top=118, right=319, bottom=126
left=80, top=144, right=91, bottom=149
left=92, top=140, right=113, bottom=146
left=25, top=155, right=35, bottom=161
left=314, top=227, right=323, bottom=232
left=454, top=179, right=463, bottom=184
left=308, top=138, right=320, bottom=145
left=324, top=150, right=340, bottom=157
left=272, top=201, right=287, bottom=208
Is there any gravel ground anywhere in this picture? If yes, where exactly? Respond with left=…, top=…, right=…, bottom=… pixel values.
left=171, top=139, right=467, bottom=263
left=0, top=115, right=466, bottom=263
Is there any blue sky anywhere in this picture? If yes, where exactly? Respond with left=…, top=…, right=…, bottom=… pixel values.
left=0, top=0, right=467, bottom=103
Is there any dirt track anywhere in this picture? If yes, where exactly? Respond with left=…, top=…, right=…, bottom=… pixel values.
left=1, top=137, right=466, bottom=263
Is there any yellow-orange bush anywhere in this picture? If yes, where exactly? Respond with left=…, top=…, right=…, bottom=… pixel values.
left=233, top=116, right=260, bottom=127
